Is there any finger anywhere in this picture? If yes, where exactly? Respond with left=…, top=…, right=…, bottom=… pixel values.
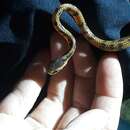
left=28, top=32, right=74, bottom=129
left=56, top=38, right=97, bottom=129
left=0, top=49, right=50, bottom=118
left=72, top=39, right=97, bottom=111
left=48, top=32, right=74, bottom=108
left=92, top=53, right=123, bottom=130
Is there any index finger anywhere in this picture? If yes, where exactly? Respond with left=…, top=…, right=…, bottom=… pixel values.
left=92, top=53, right=123, bottom=130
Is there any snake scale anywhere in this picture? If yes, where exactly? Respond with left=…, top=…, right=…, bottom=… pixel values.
left=47, top=3, right=130, bottom=75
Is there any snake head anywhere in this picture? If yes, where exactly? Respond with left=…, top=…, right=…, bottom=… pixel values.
left=47, top=57, right=68, bottom=75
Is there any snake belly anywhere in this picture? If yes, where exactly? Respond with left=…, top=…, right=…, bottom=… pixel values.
left=47, top=3, right=130, bottom=75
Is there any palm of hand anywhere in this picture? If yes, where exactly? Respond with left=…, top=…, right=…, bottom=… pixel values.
left=0, top=32, right=123, bottom=130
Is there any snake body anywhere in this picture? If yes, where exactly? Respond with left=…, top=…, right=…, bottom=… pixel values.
left=47, top=4, right=130, bottom=75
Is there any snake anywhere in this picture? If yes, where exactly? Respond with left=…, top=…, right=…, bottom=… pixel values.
left=47, top=3, right=130, bottom=75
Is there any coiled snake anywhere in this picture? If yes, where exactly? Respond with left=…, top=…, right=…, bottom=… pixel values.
left=47, top=3, right=130, bottom=75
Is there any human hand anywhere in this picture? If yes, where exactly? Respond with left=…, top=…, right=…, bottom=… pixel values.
left=0, top=32, right=123, bottom=130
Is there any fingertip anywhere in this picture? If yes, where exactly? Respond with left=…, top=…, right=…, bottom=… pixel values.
left=50, top=31, right=68, bottom=59
left=96, top=52, right=123, bottom=98
left=98, top=53, right=121, bottom=81
left=100, top=53, right=119, bottom=67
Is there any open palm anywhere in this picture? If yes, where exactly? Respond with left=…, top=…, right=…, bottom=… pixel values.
left=0, top=32, right=123, bottom=130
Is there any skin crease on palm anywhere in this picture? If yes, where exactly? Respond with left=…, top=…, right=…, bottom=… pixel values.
left=0, top=31, right=123, bottom=130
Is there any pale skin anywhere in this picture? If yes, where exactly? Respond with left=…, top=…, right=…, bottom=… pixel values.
left=0, top=32, right=123, bottom=130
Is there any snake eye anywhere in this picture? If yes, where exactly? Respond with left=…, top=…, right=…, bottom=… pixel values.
left=54, top=70, right=58, bottom=73
left=50, top=70, right=59, bottom=75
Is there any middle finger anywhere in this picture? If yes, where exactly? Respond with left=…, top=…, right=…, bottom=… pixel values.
left=73, top=38, right=97, bottom=111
